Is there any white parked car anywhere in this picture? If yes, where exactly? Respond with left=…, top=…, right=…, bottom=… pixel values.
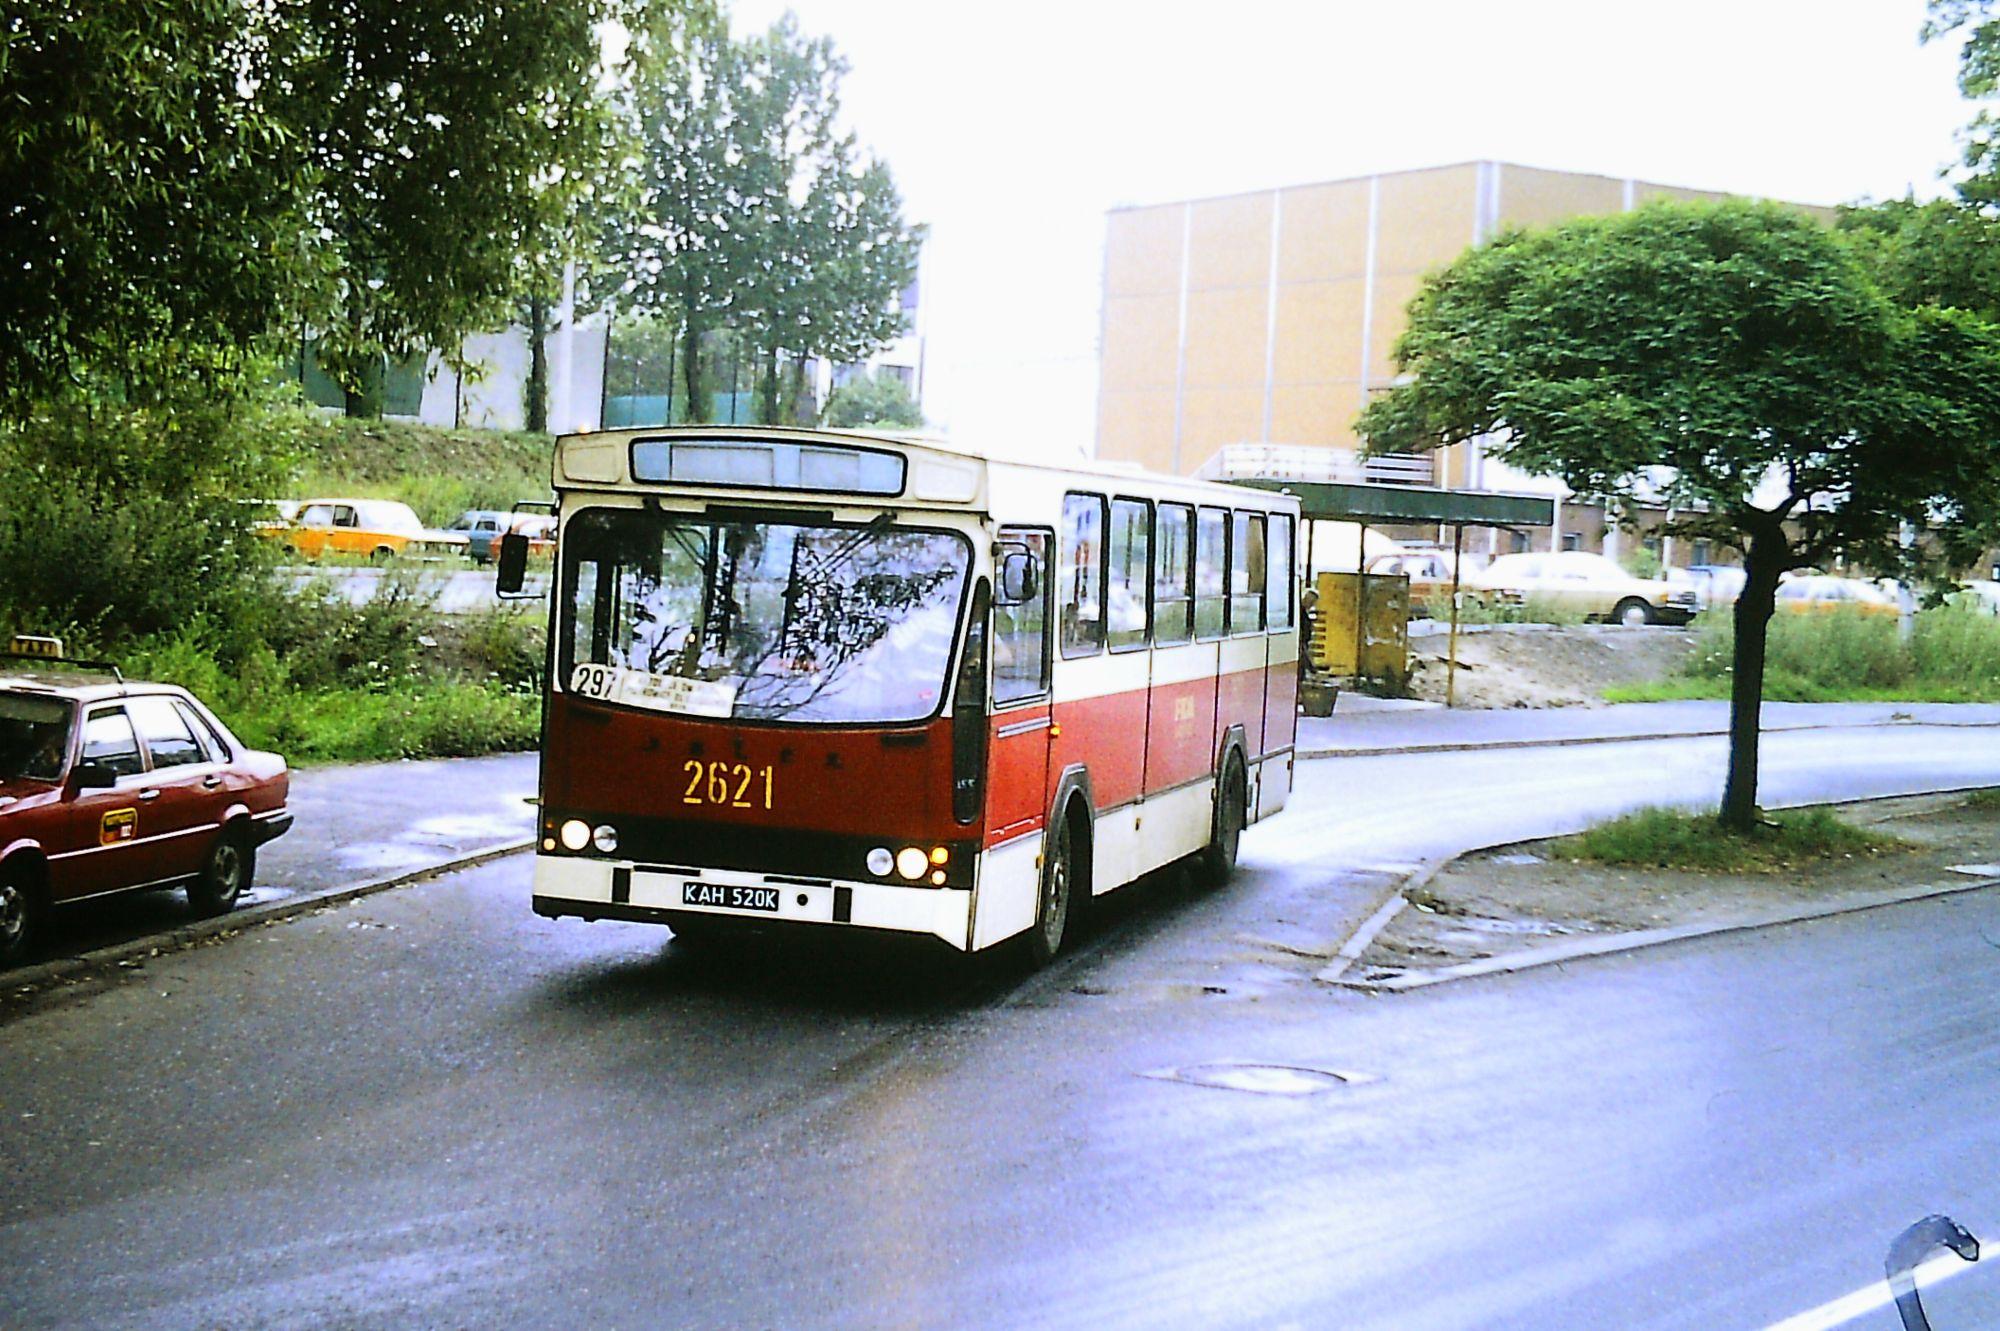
left=1473, top=551, right=1699, bottom=626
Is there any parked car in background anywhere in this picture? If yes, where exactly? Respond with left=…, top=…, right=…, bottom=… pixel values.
left=1472, top=551, right=1698, bottom=625
left=1946, top=580, right=2000, bottom=615
left=446, top=509, right=512, bottom=564
left=1366, top=548, right=1470, bottom=605
left=0, top=636, right=292, bottom=966
left=1773, top=575, right=1899, bottom=617
left=1676, top=564, right=1746, bottom=610
left=264, top=498, right=457, bottom=561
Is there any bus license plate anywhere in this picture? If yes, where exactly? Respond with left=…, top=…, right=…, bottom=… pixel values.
left=683, top=883, right=780, bottom=913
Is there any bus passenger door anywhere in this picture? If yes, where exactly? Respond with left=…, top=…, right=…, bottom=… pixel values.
left=985, top=531, right=1053, bottom=847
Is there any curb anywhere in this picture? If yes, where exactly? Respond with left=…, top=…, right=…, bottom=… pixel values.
left=1312, top=887, right=1417, bottom=986
left=4, top=836, right=535, bottom=1007
left=1341, top=872, right=2000, bottom=992
left=1297, top=716, right=2000, bottom=761
left=1328, top=784, right=2000, bottom=993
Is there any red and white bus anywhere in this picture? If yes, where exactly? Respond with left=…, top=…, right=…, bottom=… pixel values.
left=521, top=426, right=1299, bottom=964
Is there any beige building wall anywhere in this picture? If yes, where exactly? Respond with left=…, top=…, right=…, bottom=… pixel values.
left=1096, top=160, right=1827, bottom=488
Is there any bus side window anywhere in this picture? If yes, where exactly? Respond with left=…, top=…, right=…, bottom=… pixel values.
left=993, top=530, right=1050, bottom=703
left=1231, top=511, right=1266, bottom=632
left=1154, top=503, right=1193, bottom=645
left=1107, top=498, right=1151, bottom=652
left=1267, top=514, right=1295, bottom=631
left=1195, top=507, right=1228, bottom=639
left=1060, top=493, right=1107, bottom=658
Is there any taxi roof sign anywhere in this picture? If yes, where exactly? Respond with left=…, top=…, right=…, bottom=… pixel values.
left=8, top=635, right=63, bottom=659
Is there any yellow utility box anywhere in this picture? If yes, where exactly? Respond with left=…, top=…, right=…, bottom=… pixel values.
left=1310, top=572, right=1410, bottom=686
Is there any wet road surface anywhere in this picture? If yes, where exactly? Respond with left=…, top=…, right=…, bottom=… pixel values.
left=5, top=726, right=2000, bottom=1329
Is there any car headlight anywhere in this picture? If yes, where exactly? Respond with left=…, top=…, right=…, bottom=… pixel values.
left=559, top=819, right=591, bottom=851
left=895, top=847, right=929, bottom=880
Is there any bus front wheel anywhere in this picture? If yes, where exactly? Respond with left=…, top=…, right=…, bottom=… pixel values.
left=1023, top=813, right=1078, bottom=968
left=1197, top=758, right=1246, bottom=888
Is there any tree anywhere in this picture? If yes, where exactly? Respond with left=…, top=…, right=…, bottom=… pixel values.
left=613, top=15, right=920, bottom=425
left=275, top=0, right=665, bottom=417
left=823, top=374, right=922, bottom=430
left=1928, top=0, right=2000, bottom=208
left=1357, top=201, right=2000, bottom=830
left=0, top=0, right=309, bottom=415
left=1838, top=197, right=2000, bottom=321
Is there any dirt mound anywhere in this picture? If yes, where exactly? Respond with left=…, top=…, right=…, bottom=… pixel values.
left=1403, top=624, right=1694, bottom=708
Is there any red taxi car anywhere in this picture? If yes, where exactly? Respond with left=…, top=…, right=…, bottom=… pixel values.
left=0, top=639, right=293, bottom=965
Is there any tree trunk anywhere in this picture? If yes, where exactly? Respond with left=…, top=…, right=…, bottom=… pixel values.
left=788, top=355, right=811, bottom=424
left=1719, top=526, right=1788, bottom=831
left=758, top=347, right=782, bottom=424
left=681, top=320, right=704, bottom=423
left=526, top=290, right=550, bottom=434
left=343, top=356, right=383, bottom=419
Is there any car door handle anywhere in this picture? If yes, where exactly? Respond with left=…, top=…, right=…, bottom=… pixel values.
left=202, top=776, right=223, bottom=789
left=138, top=789, right=161, bottom=801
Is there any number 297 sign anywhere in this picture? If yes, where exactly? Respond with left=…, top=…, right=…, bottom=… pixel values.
left=569, top=663, right=736, bottom=719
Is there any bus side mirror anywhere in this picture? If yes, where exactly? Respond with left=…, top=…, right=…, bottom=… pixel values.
left=998, top=551, right=1038, bottom=606
left=495, top=532, right=530, bottom=595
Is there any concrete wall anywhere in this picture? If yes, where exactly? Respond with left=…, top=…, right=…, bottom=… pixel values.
left=1096, top=160, right=1829, bottom=484
left=414, top=316, right=608, bottom=434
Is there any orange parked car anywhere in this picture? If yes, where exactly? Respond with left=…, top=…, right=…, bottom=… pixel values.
left=271, top=498, right=428, bottom=561
left=1773, top=576, right=1899, bottom=617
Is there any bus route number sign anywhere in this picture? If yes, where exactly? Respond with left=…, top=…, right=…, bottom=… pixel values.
left=570, top=663, right=736, bottom=718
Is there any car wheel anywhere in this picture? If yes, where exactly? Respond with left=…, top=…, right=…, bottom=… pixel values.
left=370, top=545, right=396, bottom=563
left=1022, top=811, right=1078, bottom=968
left=188, top=829, right=253, bottom=918
left=0, top=866, right=42, bottom=966
left=1614, top=597, right=1655, bottom=628
left=1196, top=757, right=1248, bottom=888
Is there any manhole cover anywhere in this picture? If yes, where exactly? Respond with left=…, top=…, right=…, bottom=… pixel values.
left=1142, top=1062, right=1378, bottom=1096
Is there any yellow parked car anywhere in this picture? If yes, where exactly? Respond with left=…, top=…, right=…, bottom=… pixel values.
left=1773, top=575, right=1899, bottom=618
left=270, top=498, right=428, bottom=561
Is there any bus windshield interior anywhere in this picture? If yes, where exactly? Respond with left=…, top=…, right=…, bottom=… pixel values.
left=561, top=508, right=973, bottom=725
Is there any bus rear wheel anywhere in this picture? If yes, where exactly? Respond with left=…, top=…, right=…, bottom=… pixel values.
left=1023, top=814, right=1077, bottom=968
left=1196, top=758, right=1247, bottom=888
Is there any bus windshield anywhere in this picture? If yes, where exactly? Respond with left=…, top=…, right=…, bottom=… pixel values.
left=560, top=507, right=973, bottom=725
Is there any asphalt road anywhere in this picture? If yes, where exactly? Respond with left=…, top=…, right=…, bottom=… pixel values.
left=5, top=727, right=2000, bottom=1330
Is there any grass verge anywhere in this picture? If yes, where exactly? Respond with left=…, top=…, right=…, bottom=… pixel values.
left=290, top=415, right=554, bottom=527
left=1549, top=806, right=1904, bottom=874
left=1605, top=605, right=2000, bottom=704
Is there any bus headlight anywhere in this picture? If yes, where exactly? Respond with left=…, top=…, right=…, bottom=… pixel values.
left=867, top=847, right=894, bottom=876
left=895, top=847, right=928, bottom=880
left=592, top=824, right=619, bottom=853
left=559, top=819, right=591, bottom=851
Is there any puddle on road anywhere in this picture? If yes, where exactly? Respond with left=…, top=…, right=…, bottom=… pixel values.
left=1143, top=1062, right=1380, bottom=1096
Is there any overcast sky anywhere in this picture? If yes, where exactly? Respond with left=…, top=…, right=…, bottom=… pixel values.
left=730, top=0, right=1977, bottom=460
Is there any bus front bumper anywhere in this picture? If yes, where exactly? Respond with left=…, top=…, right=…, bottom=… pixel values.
left=531, top=855, right=974, bottom=951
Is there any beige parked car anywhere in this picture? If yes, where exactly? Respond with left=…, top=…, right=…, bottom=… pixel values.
left=1473, top=551, right=1698, bottom=625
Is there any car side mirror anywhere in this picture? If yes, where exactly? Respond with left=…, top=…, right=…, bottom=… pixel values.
left=71, top=762, right=116, bottom=790
left=997, top=551, right=1038, bottom=606
left=495, top=532, right=531, bottom=595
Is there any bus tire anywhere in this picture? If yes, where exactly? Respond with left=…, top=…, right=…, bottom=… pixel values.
left=1023, top=808, right=1079, bottom=968
left=1196, top=757, right=1247, bottom=888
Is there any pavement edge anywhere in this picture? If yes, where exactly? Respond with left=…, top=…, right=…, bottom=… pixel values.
left=4, top=836, right=535, bottom=1011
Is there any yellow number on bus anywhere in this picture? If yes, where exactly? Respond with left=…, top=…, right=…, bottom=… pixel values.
left=681, top=759, right=775, bottom=809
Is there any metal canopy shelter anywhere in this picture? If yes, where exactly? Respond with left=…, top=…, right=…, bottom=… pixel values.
left=1233, top=478, right=1557, bottom=707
